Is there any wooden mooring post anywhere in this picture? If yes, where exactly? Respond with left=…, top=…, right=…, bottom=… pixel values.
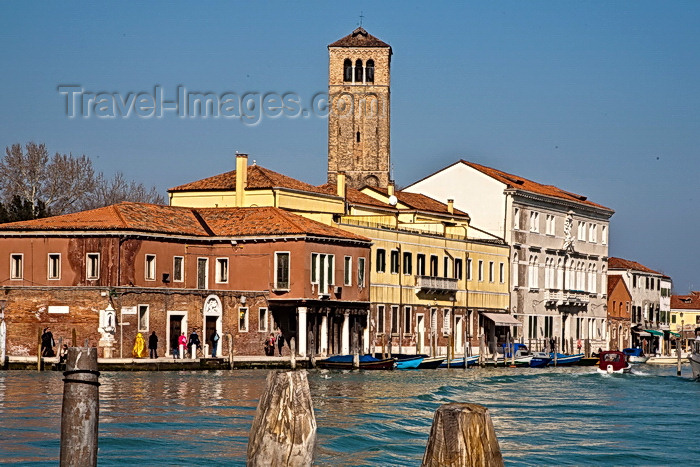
left=247, top=371, right=316, bottom=466
left=60, top=347, right=100, bottom=467
left=422, top=403, right=503, bottom=467
left=228, top=333, right=234, bottom=370
left=290, top=337, right=296, bottom=370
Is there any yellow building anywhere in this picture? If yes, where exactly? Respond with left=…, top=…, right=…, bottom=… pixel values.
left=670, top=291, right=700, bottom=347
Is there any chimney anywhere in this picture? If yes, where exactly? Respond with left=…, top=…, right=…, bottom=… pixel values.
left=447, top=199, right=454, bottom=214
left=235, top=153, right=248, bottom=207
left=336, top=172, right=346, bottom=198
left=387, top=181, right=395, bottom=197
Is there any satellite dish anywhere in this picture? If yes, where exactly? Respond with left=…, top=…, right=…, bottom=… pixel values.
left=388, top=195, right=398, bottom=206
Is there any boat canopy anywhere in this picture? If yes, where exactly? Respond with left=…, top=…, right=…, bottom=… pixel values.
left=668, top=331, right=681, bottom=337
left=482, top=312, right=522, bottom=326
left=623, top=348, right=644, bottom=357
left=644, top=329, right=664, bottom=337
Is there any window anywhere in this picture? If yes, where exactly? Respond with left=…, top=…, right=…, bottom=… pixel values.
left=390, top=305, right=399, bottom=334
left=275, top=252, right=290, bottom=290
left=356, top=131, right=361, bottom=143
left=138, top=305, right=149, bottom=332
left=417, top=254, right=426, bottom=276
left=216, top=258, right=228, bottom=283
left=390, top=250, right=399, bottom=274
left=48, top=254, right=60, bottom=280
left=402, top=251, right=412, bottom=275
left=546, top=214, right=556, bottom=235
left=239, top=307, right=249, bottom=332
left=86, top=253, right=100, bottom=280
left=489, top=261, right=494, bottom=282
left=344, top=256, right=352, bottom=286
left=429, top=255, right=438, bottom=277
left=403, top=306, right=412, bottom=334
left=443, top=256, right=450, bottom=278
left=442, top=309, right=451, bottom=334
left=601, top=225, right=607, bottom=245
left=544, top=316, right=553, bottom=338
left=589, top=223, right=597, bottom=243
left=512, top=253, right=519, bottom=288
left=528, top=255, right=539, bottom=289
left=258, top=308, right=268, bottom=332
left=499, top=262, right=505, bottom=283
left=197, top=258, right=208, bottom=289
left=343, top=58, right=352, bottom=82
left=467, top=258, right=472, bottom=281
left=478, top=260, right=484, bottom=281
left=671, top=314, right=676, bottom=324
left=358, top=257, right=366, bottom=287
left=377, top=305, right=385, bottom=334
left=454, top=258, right=463, bottom=280
left=173, top=256, right=184, bottom=282
left=312, top=253, right=335, bottom=294
left=376, top=249, right=386, bottom=273
left=529, top=211, right=539, bottom=232
left=578, top=221, right=586, bottom=241
left=10, top=254, right=23, bottom=279
left=354, top=59, right=363, bottom=82
left=513, top=208, right=520, bottom=230
left=528, top=316, right=538, bottom=339
left=145, top=254, right=156, bottom=281
left=366, top=59, right=375, bottom=82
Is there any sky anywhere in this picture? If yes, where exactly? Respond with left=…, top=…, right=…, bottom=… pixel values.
left=1, top=1, right=699, bottom=293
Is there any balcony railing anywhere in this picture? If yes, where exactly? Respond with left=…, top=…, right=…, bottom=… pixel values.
left=415, top=275, right=459, bottom=293
left=544, top=290, right=590, bottom=306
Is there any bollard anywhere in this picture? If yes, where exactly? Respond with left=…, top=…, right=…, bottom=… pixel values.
left=247, top=370, right=316, bottom=466
left=191, top=343, right=197, bottom=359
left=422, top=403, right=503, bottom=467
left=290, top=338, right=296, bottom=370
left=60, top=347, right=99, bottom=467
left=179, top=344, right=184, bottom=359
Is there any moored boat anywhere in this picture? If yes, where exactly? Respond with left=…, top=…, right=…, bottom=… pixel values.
left=597, top=350, right=631, bottom=374
left=417, top=356, right=445, bottom=369
left=316, top=354, right=396, bottom=370
left=529, top=352, right=552, bottom=368
left=395, top=355, right=424, bottom=369
left=689, top=338, right=700, bottom=380
left=623, top=347, right=649, bottom=364
left=548, top=353, right=584, bottom=366
left=439, top=355, right=479, bottom=368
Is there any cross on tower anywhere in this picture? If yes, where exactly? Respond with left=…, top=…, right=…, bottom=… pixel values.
left=359, top=11, right=364, bottom=27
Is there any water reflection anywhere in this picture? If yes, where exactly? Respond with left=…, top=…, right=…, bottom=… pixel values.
left=0, top=366, right=698, bottom=465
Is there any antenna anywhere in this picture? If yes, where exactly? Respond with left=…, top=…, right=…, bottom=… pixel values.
left=359, top=11, right=364, bottom=27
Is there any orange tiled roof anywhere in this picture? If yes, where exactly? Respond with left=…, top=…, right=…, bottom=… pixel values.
left=316, top=183, right=390, bottom=209
left=608, top=257, right=662, bottom=275
left=0, top=202, right=370, bottom=242
left=671, top=291, right=700, bottom=310
left=168, top=165, right=328, bottom=195
left=366, top=187, right=469, bottom=217
left=328, top=27, right=391, bottom=49
left=461, top=161, right=613, bottom=211
left=607, top=275, right=629, bottom=298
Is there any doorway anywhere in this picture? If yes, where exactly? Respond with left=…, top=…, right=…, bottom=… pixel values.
left=168, top=313, right=186, bottom=357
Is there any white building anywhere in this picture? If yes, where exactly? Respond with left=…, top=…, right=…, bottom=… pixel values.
left=404, top=160, right=614, bottom=352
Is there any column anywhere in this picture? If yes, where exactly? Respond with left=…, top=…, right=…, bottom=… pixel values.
left=341, top=312, right=350, bottom=355
left=320, top=315, right=328, bottom=356
left=297, top=307, right=307, bottom=357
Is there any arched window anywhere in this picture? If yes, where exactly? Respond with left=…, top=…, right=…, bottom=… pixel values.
left=556, top=258, right=563, bottom=290
left=356, top=131, right=361, bottom=142
left=512, top=252, right=519, bottom=288
left=343, top=59, right=352, bottom=82
left=366, top=59, right=375, bottom=82
left=355, top=59, right=363, bottom=83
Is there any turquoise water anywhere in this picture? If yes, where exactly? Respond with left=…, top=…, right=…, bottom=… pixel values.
left=0, top=365, right=698, bottom=465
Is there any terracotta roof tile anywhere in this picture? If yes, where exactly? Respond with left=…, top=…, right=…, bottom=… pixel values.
left=671, top=292, right=700, bottom=310
left=608, top=257, right=662, bottom=275
left=168, top=165, right=328, bottom=195
left=366, top=187, right=469, bottom=217
left=607, top=275, right=629, bottom=297
left=461, top=161, right=613, bottom=211
left=328, top=27, right=391, bottom=49
left=0, top=202, right=370, bottom=242
left=316, top=183, right=389, bottom=209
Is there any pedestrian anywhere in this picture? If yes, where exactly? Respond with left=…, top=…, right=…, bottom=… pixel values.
left=210, top=328, right=219, bottom=357
left=59, top=344, right=69, bottom=363
left=264, top=333, right=275, bottom=356
left=276, top=329, right=284, bottom=357
left=40, top=327, right=55, bottom=357
left=178, top=332, right=187, bottom=358
left=576, top=339, right=582, bottom=354
left=171, top=333, right=180, bottom=359
left=148, top=331, right=158, bottom=359
left=188, top=329, right=201, bottom=357
left=132, top=332, right=147, bottom=358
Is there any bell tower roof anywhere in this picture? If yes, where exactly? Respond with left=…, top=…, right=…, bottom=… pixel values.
left=328, top=27, right=392, bottom=51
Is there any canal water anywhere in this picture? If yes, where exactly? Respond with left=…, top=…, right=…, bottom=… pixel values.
left=0, top=365, right=698, bottom=466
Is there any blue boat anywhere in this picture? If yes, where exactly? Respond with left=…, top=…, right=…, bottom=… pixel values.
left=438, top=355, right=479, bottom=368
left=548, top=353, right=584, bottom=366
left=316, top=354, right=396, bottom=370
left=529, top=352, right=552, bottom=368
left=395, top=355, right=424, bottom=369
left=622, top=347, right=649, bottom=364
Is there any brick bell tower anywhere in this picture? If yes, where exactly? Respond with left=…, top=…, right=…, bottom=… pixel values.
left=327, top=27, right=392, bottom=189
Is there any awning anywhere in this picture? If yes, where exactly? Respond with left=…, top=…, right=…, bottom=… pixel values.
left=645, top=329, right=664, bottom=337
left=632, top=330, right=651, bottom=336
left=482, top=312, right=522, bottom=327
left=668, top=331, right=680, bottom=337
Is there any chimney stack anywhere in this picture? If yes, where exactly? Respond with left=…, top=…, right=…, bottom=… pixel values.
left=447, top=199, right=454, bottom=214
left=336, top=172, right=346, bottom=198
left=235, top=153, right=248, bottom=207
left=387, top=181, right=395, bottom=197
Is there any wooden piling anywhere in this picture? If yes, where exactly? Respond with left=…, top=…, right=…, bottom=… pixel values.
left=60, top=347, right=99, bottom=467
left=37, top=328, right=42, bottom=371
left=72, top=328, right=77, bottom=346
left=247, top=370, right=316, bottom=466
left=228, top=333, right=234, bottom=370
left=308, top=330, right=316, bottom=368
left=381, top=334, right=386, bottom=359
left=677, top=338, right=682, bottom=376
left=290, top=337, right=296, bottom=370
left=422, top=403, right=503, bottom=467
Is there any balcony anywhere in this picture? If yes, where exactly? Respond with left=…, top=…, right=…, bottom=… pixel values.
left=415, top=275, right=459, bottom=293
left=544, top=290, right=590, bottom=307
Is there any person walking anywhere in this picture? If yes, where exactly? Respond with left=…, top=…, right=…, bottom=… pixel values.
left=178, top=332, right=187, bottom=358
left=276, top=329, right=284, bottom=357
left=40, top=327, right=55, bottom=357
left=148, top=331, right=159, bottom=359
left=210, top=329, right=219, bottom=358
left=265, top=333, right=275, bottom=356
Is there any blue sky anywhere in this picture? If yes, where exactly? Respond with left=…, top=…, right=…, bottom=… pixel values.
left=1, top=1, right=699, bottom=292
